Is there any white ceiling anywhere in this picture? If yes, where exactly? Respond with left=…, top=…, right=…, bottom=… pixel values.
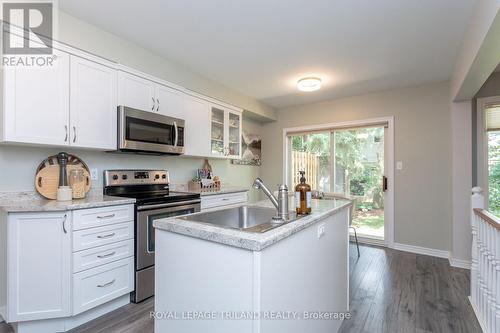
left=60, top=0, right=478, bottom=109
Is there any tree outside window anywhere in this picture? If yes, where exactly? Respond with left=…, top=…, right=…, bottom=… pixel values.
left=488, top=131, right=500, bottom=216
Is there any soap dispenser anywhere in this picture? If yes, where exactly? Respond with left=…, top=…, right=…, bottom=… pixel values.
left=295, top=171, right=312, bottom=214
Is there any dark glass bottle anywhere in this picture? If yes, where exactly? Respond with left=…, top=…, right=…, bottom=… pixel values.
left=295, top=171, right=312, bottom=214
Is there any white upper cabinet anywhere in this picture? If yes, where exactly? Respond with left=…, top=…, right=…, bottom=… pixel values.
left=226, top=110, right=242, bottom=159
left=156, top=84, right=184, bottom=119
left=183, top=96, right=211, bottom=157
left=117, top=71, right=156, bottom=112
left=117, top=71, right=185, bottom=119
left=7, top=212, right=71, bottom=322
left=0, top=35, right=244, bottom=158
left=3, top=49, right=70, bottom=146
left=70, top=56, right=117, bottom=149
left=210, top=105, right=242, bottom=159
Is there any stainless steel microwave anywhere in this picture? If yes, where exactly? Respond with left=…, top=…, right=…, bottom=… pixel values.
left=117, top=106, right=185, bottom=155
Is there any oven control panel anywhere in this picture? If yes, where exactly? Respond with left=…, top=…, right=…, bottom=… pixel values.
left=104, top=170, right=169, bottom=186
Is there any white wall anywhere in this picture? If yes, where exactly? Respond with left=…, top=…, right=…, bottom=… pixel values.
left=261, top=81, right=452, bottom=251
left=450, top=102, right=472, bottom=263
left=475, top=71, right=500, bottom=98
left=451, top=1, right=500, bottom=101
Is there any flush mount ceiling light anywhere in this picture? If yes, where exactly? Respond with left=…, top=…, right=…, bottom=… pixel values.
left=297, top=77, right=322, bottom=92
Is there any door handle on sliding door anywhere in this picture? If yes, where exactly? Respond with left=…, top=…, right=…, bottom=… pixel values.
left=382, top=176, right=388, bottom=192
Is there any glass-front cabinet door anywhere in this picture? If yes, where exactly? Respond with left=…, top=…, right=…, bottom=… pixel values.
left=209, top=105, right=242, bottom=159
left=210, top=107, right=225, bottom=156
left=227, top=111, right=241, bottom=158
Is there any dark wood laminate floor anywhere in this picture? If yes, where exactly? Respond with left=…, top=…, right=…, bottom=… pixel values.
left=0, top=244, right=481, bottom=333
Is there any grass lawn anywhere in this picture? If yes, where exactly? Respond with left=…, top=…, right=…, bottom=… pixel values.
left=352, top=208, right=384, bottom=239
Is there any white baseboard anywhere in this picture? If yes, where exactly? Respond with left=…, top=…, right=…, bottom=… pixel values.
left=392, top=242, right=450, bottom=259
left=449, top=257, right=471, bottom=270
left=468, top=296, right=488, bottom=333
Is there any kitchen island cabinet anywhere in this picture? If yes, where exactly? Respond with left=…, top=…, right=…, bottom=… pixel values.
left=154, top=199, right=351, bottom=333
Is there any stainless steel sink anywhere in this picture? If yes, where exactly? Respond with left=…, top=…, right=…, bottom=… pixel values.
left=179, top=205, right=301, bottom=233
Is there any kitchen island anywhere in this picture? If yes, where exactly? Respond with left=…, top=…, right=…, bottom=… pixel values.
left=153, top=198, right=352, bottom=333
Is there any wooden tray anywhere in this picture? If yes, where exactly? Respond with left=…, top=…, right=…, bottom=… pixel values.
left=35, top=154, right=91, bottom=200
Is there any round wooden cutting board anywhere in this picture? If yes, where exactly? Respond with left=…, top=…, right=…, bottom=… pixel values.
left=35, top=154, right=91, bottom=200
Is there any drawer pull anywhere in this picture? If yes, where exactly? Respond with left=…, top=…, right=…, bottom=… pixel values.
left=97, top=251, right=116, bottom=259
left=97, top=279, right=116, bottom=288
left=97, top=232, right=116, bottom=239
left=97, top=214, right=116, bottom=219
left=222, top=198, right=230, bottom=201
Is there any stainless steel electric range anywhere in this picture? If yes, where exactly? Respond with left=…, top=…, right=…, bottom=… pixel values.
left=103, top=169, right=201, bottom=303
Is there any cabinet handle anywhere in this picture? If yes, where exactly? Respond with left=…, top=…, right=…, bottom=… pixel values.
left=222, top=198, right=230, bottom=201
left=73, top=126, right=77, bottom=143
left=64, top=125, right=68, bottom=142
left=97, top=251, right=116, bottom=259
left=97, top=279, right=116, bottom=288
left=156, top=98, right=160, bottom=112
left=97, top=232, right=115, bottom=239
left=151, top=97, right=155, bottom=111
left=62, top=214, right=68, bottom=234
left=97, top=214, right=115, bottom=219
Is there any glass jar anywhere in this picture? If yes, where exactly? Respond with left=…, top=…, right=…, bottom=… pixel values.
left=69, top=169, right=86, bottom=199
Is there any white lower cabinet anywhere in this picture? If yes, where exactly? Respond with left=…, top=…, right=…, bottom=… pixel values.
left=0, top=204, right=135, bottom=332
left=73, top=239, right=134, bottom=273
left=72, top=221, right=134, bottom=251
left=201, top=191, right=248, bottom=211
left=73, top=257, right=134, bottom=315
left=5, top=212, right=71, bottom=322
left=70, top=206, right=134, bottom=316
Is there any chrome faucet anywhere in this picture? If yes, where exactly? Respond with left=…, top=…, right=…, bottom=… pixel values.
left=253, top=178, right=289, bottom=222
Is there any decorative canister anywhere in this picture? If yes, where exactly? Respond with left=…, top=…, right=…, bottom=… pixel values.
left=69, top=169, right=86, bottom=199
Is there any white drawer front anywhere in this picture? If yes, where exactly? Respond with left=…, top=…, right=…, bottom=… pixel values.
left=72, top=205, right=134, bottom=231
left=73, top=239, right=134, bottom=273
left=73, top=257, right=134, bottom=315
left=201, top=192, right=248, bottom=210
left=73, top=222, right=133, bottom=252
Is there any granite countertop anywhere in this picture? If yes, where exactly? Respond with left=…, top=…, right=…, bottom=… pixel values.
left=154, top=198, right=352, bottom=251
left=0, top=192, right=136, bottom=213
left=171, top=185, right=249, bottom=196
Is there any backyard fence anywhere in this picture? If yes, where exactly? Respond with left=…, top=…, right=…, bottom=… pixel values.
left=291, top=151, right=319, bottom=190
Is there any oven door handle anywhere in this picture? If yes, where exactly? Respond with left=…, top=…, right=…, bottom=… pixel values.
left=173, top=121, right=178, bottom=147
left=137, top=199, right=201, bottom=211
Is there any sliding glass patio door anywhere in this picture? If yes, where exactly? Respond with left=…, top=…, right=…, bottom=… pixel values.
left=288, top=125, right=386, bottom=241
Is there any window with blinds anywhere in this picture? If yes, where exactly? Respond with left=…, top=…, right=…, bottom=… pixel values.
left=486, top=106, right=500, bottom=131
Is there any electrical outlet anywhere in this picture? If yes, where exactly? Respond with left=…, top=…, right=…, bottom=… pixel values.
left=396, top=161, right=403, bottom=170
left=317, top=223, right=325, bottom=239
left=90, top=168, right=99, bottom=181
